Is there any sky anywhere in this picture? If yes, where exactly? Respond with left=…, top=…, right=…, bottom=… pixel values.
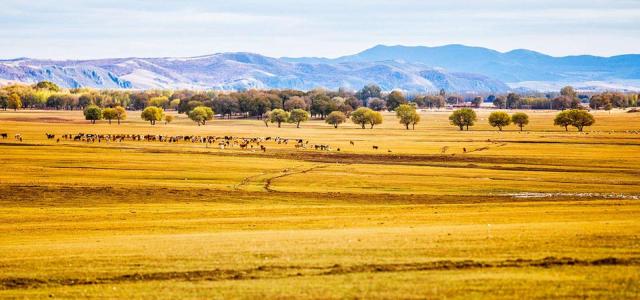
left=1, top=0, right=639, bottom=60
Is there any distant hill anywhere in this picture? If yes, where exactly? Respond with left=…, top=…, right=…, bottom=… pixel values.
left=285, top=44, right=640, bottom=84
left=1, top=44, right=639, bottom=92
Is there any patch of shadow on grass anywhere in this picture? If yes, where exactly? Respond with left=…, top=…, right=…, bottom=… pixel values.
left=2, top=257, right=638, bottom=290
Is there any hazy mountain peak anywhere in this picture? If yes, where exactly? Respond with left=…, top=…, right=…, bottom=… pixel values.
left=1, top=44, right=639, bottom=92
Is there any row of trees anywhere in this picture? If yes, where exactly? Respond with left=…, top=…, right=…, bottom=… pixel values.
left=83, top=100, right=596, bottom=132
left=449, top=108, right=595, bottom=132
left=2, top=81, right=637, bottom=117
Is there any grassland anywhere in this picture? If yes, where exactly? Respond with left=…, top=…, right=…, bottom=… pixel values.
left=0, top=109, right=639, bottom=299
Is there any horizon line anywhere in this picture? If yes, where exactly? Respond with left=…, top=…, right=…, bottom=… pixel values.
left=2, top=43, right=639, bottom=62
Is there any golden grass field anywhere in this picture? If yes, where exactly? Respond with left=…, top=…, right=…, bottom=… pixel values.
left=0, top=109, right=639, bottom=299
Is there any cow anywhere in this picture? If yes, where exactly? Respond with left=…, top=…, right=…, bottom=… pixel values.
left=372, top=145, right=378, bottom=150
left=45, top=133, right=55, bottom=139
left=0, top=133, right=7, bottom=139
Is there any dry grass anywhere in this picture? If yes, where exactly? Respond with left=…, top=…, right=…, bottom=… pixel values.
left=1, top=109, right=639, bottom=298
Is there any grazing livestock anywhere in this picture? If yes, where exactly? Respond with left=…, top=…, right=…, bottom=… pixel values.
left=350, top=140, right=355, bottom=146
left=0, top=133, right=7, bottom=139
left=372, top=145, right=379, bottom=150
left=45, top=133, right=55, bottom=139
left=14, top=134, right=22, bottom=142
left=59, top=132, right=335, bottom=155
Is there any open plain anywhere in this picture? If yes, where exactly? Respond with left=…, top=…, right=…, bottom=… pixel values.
left=1, top=109, right=639, bottom=299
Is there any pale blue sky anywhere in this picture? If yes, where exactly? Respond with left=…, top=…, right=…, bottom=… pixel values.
left=1, top=0, right=639, bottom=59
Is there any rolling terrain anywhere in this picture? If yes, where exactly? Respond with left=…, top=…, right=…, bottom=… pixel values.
left=1, top=109, right=639, bottom=298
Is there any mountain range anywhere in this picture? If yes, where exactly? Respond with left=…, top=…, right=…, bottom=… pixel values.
left=1, top=45, right=639, bottom=93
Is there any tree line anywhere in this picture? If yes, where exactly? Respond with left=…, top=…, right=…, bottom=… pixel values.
left=449, top=109, right=595, bottom=132
left=1, top=82, right=637, bottom=114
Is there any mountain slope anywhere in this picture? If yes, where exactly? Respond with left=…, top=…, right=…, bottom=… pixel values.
left=287, top=44, right=640, bottom=83
left=2, top=44, right=639, bottom=92
left=0, top=53, right=509, bottom=92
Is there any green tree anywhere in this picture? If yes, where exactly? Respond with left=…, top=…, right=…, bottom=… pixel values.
left=506, top=93, right=521, bottom=109
left=493, top=96, right=506, bottom=109
left=115, top=106, right=126, bottom=124
left=0, top=91, right=8, bottom=110
left=102, top=107, right=117, bottom=124
left=288, top=109, right=310, bottom=128
left=554, top=111, right=572, bottom=131
left=356, top=84, right=382, bottom=106
left=386, top=90, right=407, bottom=111
left=472, top=96, right=483, bottom=108
left=560, top=86, right=577, bottom=99
left=488, top=111, right=511, bottom=131
left=567, top=109, right=595, bottom=132
left=269, top=109, right=290, bottom=128
left=188, top=106, right=214, bottom=125
left=449, top=108, right=477, bottom=131
left=368, top=98, right=386, bottom=111
left=511, top=112, right=529, bottom=131
left=325, top=111, right=347, bottom=128
left=395, top=104, right=420, bottom=130
left=141, top=106, right=164, bottom=125
left=84, top=105, right=102, bottom=124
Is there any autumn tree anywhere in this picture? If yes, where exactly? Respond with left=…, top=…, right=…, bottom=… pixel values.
left=511, top=112, right=529, bottom=131
left=449, top=108, right=477, bottom=131
left=102, top=107, right=117, bottom=124
left=269, top=109, right=290, bottom=128
left=8, top=93, right=21, bottom=111
left=366, top=109, right=383, bottom=129
left=567, top=109, right=595, bottom=132
left=554, top=111, right=572, bottom=131
left=288, top=109, right=310, bottom=128
left=325, top=111, right=347, bottom=128
left=351, top=107, right=372, bottom=129
left=395, top=104, right=420, bottom=130
left=115, top=106, right=126, bottom=124
left=141, top=106, right=164, bottom=125
left=188, top=106, right=214, bottom=125
left=35, top=81, right=60, bottom=92
left=284, top=96, right=307, bottom=111
left=488, top=111, right=511, bottom=131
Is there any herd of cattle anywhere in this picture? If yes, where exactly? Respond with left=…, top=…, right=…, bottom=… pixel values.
left=22, top=132, right=341, bottom=152
left=0, top=132, right=394, bottom=152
